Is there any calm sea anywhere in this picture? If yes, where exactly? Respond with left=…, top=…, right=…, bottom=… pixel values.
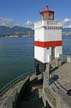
left=0, top=35, right=71, bottom=89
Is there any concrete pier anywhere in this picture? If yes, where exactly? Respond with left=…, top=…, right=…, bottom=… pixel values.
left=0, top=75, right=30, bottom=108
left=1, top=57, right=71, bottom=108
left=0, top=73, right=43, bottom=108
left=43, top=58, right=71, bottom=108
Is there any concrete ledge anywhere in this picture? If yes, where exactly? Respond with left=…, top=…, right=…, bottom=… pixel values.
left=0, top=75, right=30, bottom=108
left=67, top=56, right=71, bottom=63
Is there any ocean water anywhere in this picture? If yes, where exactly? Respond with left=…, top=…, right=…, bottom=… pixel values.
left=0, top=37, right=34, bottom=89
left=62, top=35, right=71, bottom=55
left=0, top=35, right=71, bottom=90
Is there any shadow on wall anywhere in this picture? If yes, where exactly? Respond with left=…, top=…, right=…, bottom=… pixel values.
left=13, top=77, right=32, bottom=108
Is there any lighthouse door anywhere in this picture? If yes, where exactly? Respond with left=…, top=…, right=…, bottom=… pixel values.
left=51, top=47, right=55, bottom=59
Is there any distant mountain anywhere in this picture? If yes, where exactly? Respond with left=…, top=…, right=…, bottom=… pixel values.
left=0, top=26, right=33, bottom=35
left=0, top=26, right=71, bottom=36
left=62, top=28, right=71, bottom=32
left=0, top=26, right=11, bottom=34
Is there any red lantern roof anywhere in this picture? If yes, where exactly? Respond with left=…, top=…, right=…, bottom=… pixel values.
left=40, top=5, right=54, bottom=15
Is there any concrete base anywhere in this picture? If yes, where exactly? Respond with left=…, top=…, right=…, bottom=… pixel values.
left=34, top=59, right=45, bottom=75
left=67, top=56, right=71, bottom=63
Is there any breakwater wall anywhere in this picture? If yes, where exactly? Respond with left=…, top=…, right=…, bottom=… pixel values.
left=0, top=72, right=34, bottom=108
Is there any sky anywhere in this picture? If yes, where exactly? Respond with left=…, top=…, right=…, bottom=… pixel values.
left=0, top=0, right=71, bottom=27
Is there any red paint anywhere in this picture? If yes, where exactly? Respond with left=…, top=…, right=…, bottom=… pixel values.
left=40, top=6, right=54, bottom=15
left=34, top=41, right=62, bottom=48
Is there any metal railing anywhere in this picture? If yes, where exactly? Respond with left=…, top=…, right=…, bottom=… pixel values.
left=59, top=54, right=67, bottom=63
left=34, top=20, right=62, bottom=28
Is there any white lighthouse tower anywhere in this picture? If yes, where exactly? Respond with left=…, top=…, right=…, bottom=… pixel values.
left=34, top=6, right=62, bottom=74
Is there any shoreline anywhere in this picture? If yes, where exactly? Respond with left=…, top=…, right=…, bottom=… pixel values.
left=0, top=35, right=33, bottom=38
left=0, top=33, right=71, bottom=38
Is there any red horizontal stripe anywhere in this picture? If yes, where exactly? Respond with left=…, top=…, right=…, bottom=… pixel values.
left=34, top=41, right=62, bottom=48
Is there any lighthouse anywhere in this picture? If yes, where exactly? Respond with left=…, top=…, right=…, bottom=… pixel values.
left=34, top=6, right=62, bottom=75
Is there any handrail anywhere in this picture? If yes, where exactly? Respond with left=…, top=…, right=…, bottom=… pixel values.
left=34, top=20, right=62, bottom=28
left=0, top=71, right=34, bottom=97
left=57, top=54, right=67, bottom=63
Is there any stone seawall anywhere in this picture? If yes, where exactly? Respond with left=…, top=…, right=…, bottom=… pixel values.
left=0, top=73, right=32, bottom=108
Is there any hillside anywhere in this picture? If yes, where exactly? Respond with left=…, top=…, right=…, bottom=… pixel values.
left=0, top=26, right=71, bottom=37
left=0, top=26, right=34, bottom=36
left=62, top=28, right=71, bottom=32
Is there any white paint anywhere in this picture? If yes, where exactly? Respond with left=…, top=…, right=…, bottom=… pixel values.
left=34, top=28, right=44, bottom=41
left=44, top=28, right=62, bottom=41
left=34, top=20, right=62, bottom=63
left=55, top=46, right=62, bottom=58
left=34, top=20, right=62, bottom=29
left=34, top=46, right=45, bottom=63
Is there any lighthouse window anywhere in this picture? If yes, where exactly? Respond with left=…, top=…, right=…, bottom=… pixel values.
left=49, top=27, right=51, bottom=29
left=54, top=26, right=56, bottom=29
left=48, top=26, right=52, bottom=29
left=47, top=48, right=49, bottom=49
left=47, top=26, right=62, bottom=30
left=59, top=27, right=62, bottom=29
left=48, top=26, right=49, bottom=29
left=56, top=27, right=58, bottom=29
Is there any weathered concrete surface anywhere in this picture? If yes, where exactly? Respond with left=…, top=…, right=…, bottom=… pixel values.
left=17, top=80, right=43, bottom=108
left=43, top=62, right=71, bottom=108
left=13, top=73, right=44, bottom=108
left=0, top=73, right=44, bottom=108
left=0, top=76, right=30, bottom=108
left=1, top=62, right=71, bottom=108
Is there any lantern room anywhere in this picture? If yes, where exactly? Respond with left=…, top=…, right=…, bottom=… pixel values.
left=40, top=6, right=54, bottom=21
